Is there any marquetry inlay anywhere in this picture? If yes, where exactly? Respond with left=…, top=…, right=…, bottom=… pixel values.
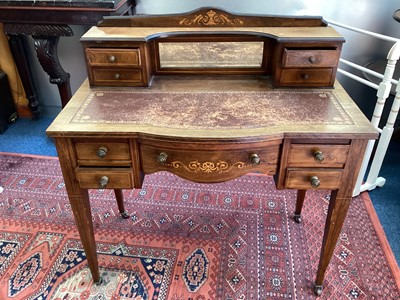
left=167, top=160, right=248, bottom=173
left=179, top=10, right=245, bottom=26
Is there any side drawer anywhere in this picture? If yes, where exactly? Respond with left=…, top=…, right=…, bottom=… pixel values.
left=75, top=167, right=133, bottom=189
left=287, top=144, right=349, bottom=168
left=86, top=48, right=141, bottom=66
left=75, top=141, right=131, bottom=166
left=282, top=49, right=340, bottom=68
left=285, top=168, right=343, bottom=190
left=279, top=68, right=333, bottom=86
left=92, top=69, right=143, bottom=86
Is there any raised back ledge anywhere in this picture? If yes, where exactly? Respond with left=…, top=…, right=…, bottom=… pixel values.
left=80, top=26, right=344, bottom=43
left=97, top=7, right=328, bottom=28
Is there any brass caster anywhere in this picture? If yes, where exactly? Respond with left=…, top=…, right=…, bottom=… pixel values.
left=94, top=276, right=103, bottom=285
left=120, top=211, right=130, bottom=219
left=314, top=284, right=323, bottom=296
left=294, top=214, right=302, bottom=223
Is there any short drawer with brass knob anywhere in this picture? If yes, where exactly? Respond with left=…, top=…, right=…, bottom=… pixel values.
left=86, top=48, right=141, bottom=66
left=287, top=144, right=349, bottom=168
left=74, top=141, right=131, bottom=167
left=92, top=69, right=143, bottom=86
left=279, top=68, right=333, bottom=86
left=282, top=49, right=340, bottom=68
left=285, top=168, right=343, bottom=190
left=140, top=144, right=280, bottom=183
left=75, top=167, right=134, bottom=189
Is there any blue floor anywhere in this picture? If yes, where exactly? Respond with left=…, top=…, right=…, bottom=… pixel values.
left=367, top=141, right=400, bottom=264
left=1, top=116, right=399, bottom=265
left=0, top=117, right=57, bottom=156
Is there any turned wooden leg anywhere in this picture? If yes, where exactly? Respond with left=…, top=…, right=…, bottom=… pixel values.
left=294, top=189, right=306, bottom=223
left=114, top=189, right=130, bottom=219
left=55, top=138, right=101, bottom=283
left=4, top=29, right=40, bottom=118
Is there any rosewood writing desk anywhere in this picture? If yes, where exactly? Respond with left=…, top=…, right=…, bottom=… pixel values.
left=46, top=8, right=378, bottom=296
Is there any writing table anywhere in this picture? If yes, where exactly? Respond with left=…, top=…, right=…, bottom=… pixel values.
left=46, top=8, right=378, bottom=296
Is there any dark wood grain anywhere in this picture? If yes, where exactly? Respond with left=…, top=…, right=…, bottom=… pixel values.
left=99, top=7, right=328, bottom=27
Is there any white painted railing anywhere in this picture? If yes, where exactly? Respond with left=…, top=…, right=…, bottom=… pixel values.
left=326, top=20, right=400, bottom=196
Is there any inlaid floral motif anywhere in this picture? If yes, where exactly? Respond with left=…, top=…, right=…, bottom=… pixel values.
left=179, top=10, right=244, bottom=26
left=168, top=160, right=248, bottom=173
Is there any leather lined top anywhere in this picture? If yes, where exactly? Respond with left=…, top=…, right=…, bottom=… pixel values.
left=72, top=89, right=353, bottom=129
left=47, top=77, right=377, bottom=139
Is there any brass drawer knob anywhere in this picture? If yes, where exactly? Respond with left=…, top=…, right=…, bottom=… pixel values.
left=310, top=176, right=320, bottom=188
left=157, top=152, right=168, bottom=165
left=313, top=150, right=325, bottom=163
left=308, top=56, right=317, bottom=63
left=96, top=146, right=108, bottom=158
left=301, top=73, right=309, bottom=80
left=99, top=176, right=109, bottom=188
left=249, top=153, right=261, bottom=165
left=108, top=55, right=116, bottom=63
left=114, top=73, right=121, bottom=79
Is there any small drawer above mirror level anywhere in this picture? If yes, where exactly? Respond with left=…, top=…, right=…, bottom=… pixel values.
left=74, top=141, right=131, bottom=166
left=279, top=68, right=333, bottom=85
left=282, top=49, right=340, bottom=68
left=86, top=48, right=141, bottom=66
left=92, top=69, right=143, bottom=86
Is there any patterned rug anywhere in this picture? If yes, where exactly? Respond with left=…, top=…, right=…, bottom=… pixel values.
left=0, top=153, right=399, bottom=299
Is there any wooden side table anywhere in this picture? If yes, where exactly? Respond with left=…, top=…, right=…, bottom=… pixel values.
left=0, top=0, right=135, bottom=117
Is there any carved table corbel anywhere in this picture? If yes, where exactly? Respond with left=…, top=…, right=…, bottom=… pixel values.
left=0, top=0, right=136, bottom=117
left=4, top=23, right=73, bottom=117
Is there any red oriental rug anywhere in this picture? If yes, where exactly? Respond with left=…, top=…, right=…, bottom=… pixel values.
left=0, top=152, right=399, bottom=300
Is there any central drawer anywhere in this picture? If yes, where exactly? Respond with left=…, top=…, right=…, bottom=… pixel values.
left=140, top=142, right=281, bottom=183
